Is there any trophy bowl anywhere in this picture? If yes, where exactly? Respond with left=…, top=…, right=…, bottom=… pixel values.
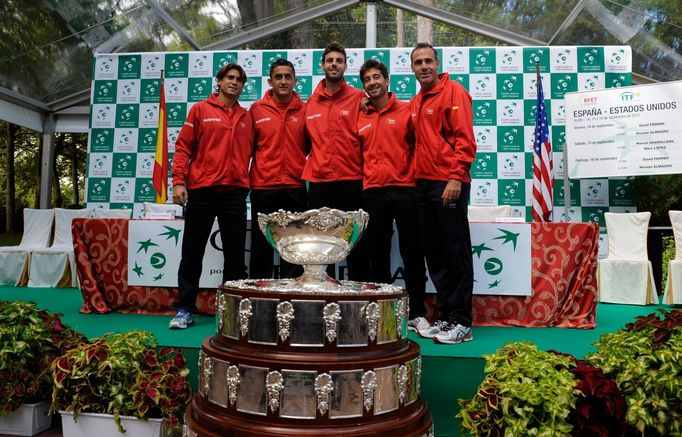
left=257, top=208, right=368, bottom=286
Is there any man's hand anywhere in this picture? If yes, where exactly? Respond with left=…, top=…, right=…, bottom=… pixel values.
left=441, top=179, right=461, bottom=207
left=360, top=96, right=370, bottom=113
left=173, top=184, right=188, bottom=205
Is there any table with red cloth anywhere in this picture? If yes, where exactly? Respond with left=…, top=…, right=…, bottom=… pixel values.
left=72, top=218, right=598, bottom=329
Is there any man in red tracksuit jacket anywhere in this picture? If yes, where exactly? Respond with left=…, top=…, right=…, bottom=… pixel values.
left=303, top=42, right=369, bottom=281
left=357, top=58, right=426, bottom=324
left=169, top=63, right=252, bottom=329
left=409, top=43, right=477, bottom=344
left=249, top=59, right=307, bottom=279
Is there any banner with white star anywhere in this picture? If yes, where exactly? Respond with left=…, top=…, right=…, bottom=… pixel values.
left=470, top=223, right=532, bottom=296
left=127, top=219, right=230, bottom=287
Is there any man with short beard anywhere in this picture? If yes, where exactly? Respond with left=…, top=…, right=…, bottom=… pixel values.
left=303, top=42, right=369, bottom=281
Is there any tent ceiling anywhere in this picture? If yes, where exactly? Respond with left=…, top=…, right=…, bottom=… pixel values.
left=0, top=0, right=679, bottom=116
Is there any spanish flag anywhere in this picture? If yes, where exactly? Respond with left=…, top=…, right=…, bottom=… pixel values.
left=152, top=71, right=168, bottom=203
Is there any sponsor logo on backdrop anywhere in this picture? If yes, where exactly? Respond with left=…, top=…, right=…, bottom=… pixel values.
left=609, top=179, right=636, bottom=206
left=470, top=48, right=495, bottom=73
left=93, top=81, right=117, bottom=104
left=166, top=78, right=188, bottom=102
left=391, top=75, right=415, bottom=100
left=89, top=153, right=111, bottom=177
left=239, top=52, right=260, bottom=76
left=91, top=104, right=115, bottom=128
left=554, top=180, right=579, bottom=206
left=471, top=75, right=495, bottom=99
left=605, top=47, right=629, bottom=72
left=523, top=47, right=549, bottom=73
left=128, top=222, right=184, bottom=285
left=556, top=207, right=580, bottom=222
left=497, top=48, right=521, bottom=73
left=262, top=51, right=287, bottom=76
left=141, top=54, right=163, bottom=78
left=499, top=179, right=525, bottom=206
left=606, top=73, right=630, bottom=88
left=498, top=100, right=523, bottom=125
left=551, top=48, right=577, bottom=73
left=166, top=103, right=187, bottom=127
left=167, top=128, right=181, bottom=151
left=582, top=207, right=606, bottom=227
left=474, top=127, right=496, bottom=152
left=111, top=178, right=134, bottom=202
left=117, top=80, right=140, bottom=103
left=240, top=78, right=261, bottom=101
left=472, top=153, right=497, bottom=179
left=112, top=153, right=137, bottom=178
left=497, top=126, right=523, bottom=153
left=443, top=48, right=468, bottom=73
left=118, top=55, right=141, bottom=79
left=578, top=47, right=604, bottom=73
left=497, top=74, right=522, bottom=99
left=471, top=180, right=496, bottom=205
left=165, top=54, right=188, bottom=78
left=95, top=56, right=117, bottom=79
left=581, top=180, right=609, bottom=206
left=115, top=104, right=139, bottom=128
left=288, top=50, right=312, bottom=76
left=91, top=129, right=114, bottom=152
left=189, top=53, right=211, bottom=77
left=137, top=128, right=157, bottom=153
left=579, top=73, right=604, bottom=91
left=293, top=77, right=312, bottom=100
left=389, top=49, right=412, bottom=74
left=213, top=52, right=238, bottom=74
left=140, top=79, right=161, bottom=103
left=450, top=74, right=469, bottom=91
left=88, top=178, right=111, bottom=202
left=135, top=179, right=156, bottom=203
left=114, top=129, right=137, bottom=152
left=524, top=99, right=551, bottom=126
left=473, top=100, right=496, bottom=126
left=345, top=50, right=362, bottom=74
left=551, top=73, right=577, bottom=99
left=552, top=103, right=566, bottom=125
left=136, top=153, right=154, bottom=178
left=188, top=78, right=212, bottom=102
left=499, top=153, right=524, bottom=179
left=139, top=103, right=159, bottom=128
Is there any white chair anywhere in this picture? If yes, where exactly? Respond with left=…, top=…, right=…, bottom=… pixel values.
left=92, top=208, right=133, bottom=219
left=0, top=208, right=55, bottom=285
left=663, top=210, right=682, bottom=304
left=468, top=205, right=513, bottom=222
left=28, top=208, right=91, bottom=288
left=142, top=202, right=183, bottom=219
left=598, top=212, right=657, bottom=305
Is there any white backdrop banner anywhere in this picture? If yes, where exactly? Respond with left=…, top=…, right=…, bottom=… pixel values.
left=566, top=80, right=682, bottom=178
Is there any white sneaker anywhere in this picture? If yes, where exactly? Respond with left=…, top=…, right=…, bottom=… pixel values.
left=407, top=317, right=431, bottom=333
left=417, top=320, right=451, bottom=339
left=434, top=324, right=473, bottom=344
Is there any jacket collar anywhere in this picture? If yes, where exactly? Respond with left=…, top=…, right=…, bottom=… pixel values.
left=419, top=73, right=449, bottom=97
left=262, top=88, right=303, bottom=110
left=314, top=78, right=351, bottom=99
left=207, top=93, right=244, bottom=113
left=366, top=92, right=397, bottom=115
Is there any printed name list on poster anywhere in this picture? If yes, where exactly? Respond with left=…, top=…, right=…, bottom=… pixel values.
left=565, top=81, right=682, bottom=179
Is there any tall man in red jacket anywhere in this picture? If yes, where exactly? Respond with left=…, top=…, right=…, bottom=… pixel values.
left=249, top=59, right=307, bottom=279
left=410, top=43, right=477, bottom=344
left=169, top=63, right=252, bottom=329
left=357, top=59, right=426, bottom=324
left=304, top=42, right=369, bottom=281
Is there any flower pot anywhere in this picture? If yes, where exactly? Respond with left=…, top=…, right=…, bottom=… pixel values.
left=60, top=411, right=163, bottom=437
left=0, top=402, right=52, bottom=436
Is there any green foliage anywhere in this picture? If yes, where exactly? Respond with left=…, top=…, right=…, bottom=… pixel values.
left=50, top=330, right=192, bottom=433
left=0, top=301, right=85, bottom=415
left=586, top=310, right=682, bottom=436
left=661, top=235, right=675, bottom=285
left=458, top=342, right=579, bottom=436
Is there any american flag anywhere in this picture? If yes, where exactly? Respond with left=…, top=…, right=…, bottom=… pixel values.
left=532, top=75, right=553, bottom=222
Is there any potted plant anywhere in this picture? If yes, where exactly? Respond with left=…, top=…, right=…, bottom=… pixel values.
left=587, top=309, right=682, bottom=436
left=50, top=329, right=192, bottom=437
left=458, top=342, right=579, bottom=436
left=0, top=301, right=84, bottom=436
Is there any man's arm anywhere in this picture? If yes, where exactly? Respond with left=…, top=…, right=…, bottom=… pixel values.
left=171, top=106, right=199, bottom=205
left=442, top=85, right=476, bottom=205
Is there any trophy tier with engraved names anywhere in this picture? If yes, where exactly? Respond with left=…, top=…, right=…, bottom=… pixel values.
left=183, top=208, right=433, bottom=437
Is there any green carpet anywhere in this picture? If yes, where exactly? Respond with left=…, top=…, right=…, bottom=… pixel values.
left=0, top=285, right=670, bottom=436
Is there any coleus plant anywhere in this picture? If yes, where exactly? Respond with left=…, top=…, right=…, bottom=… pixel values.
left=0, top=301, right=84, bottom=416
left=587, top=309, right=682, bottom=436
left=50, top=330, right=191, bottom=433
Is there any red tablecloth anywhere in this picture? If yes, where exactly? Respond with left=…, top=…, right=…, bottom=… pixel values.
left=73, top=218, right=598, bottom=328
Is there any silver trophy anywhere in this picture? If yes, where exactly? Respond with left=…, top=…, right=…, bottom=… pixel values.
left=257, top=208, right=368, bottom=289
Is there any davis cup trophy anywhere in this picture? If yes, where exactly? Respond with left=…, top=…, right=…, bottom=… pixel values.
left=183, top=208, right=433, bottom=436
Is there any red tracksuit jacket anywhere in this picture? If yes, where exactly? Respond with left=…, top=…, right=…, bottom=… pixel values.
left=172, top=94, right=253, bottom=190
left=357, top=93, right=415, bottom=189
left=303, top=79, right=364, bottom=182
left=410, top=74, right=477, bottom=183
left=249, top=90, right=307, bottom=189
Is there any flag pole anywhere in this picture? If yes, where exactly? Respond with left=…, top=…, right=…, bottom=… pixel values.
left=152, top=70, right=169, bottom=204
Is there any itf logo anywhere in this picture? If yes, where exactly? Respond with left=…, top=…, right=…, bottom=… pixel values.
left=609, top=179, right=636, bottom=206
left=118, top=55, right=140, bottom=79
left=142, top=54, right=162, bottom=78
left=213, top=52, right=238, bottom=73
left=496, top=48, right=521, bottom=72
left=88, top=178, right=111, bottom=203
left=472, top=153, right=497, bottom=179
left=581, top=74, right=602, bottom=91
left=92, top=105, right=115, bottom=128
left=261, top=51, right=286, bottom=76
left=293, top=77, right=312, bottom=100
left=473, top=101, right=496, bottom=126
left=551, top=47, right=576, bottom=73
left=116, top=105, right=139, bottom=128
left=114, top=129, right=137, bottom=152
left=165, top=54, right=188, bottom=77
left=443, top=47, right=468, bottom=73
left=499, top=180, right=525, bottom=206
left=498, top=100, right=522, bottom=126
left=475, top=127, right=495, bottom=152
left=89, top=154, right=111, bottom=178
left=239, top=53, right=259, bottom=76
left=95, top=56, right=116, bottom=79
left=117, top=80, right=139, bottom=103
left=497, top=127, right=523, bottom=153
left=91, top=129, right=113, bottom=152
left=188, top=78, right=211, bottom=102
left=389, top=49, right=412, bottom=74
left=472, top=180, right=496, bottom=205
left=551, top=74, right=577, bottom=99
left=166, top=78, right=188, bottom=102
left=135, top=179, right=156, bottom=203
left=93, top=81, right=116, bottom=104
left=345, top=50, right=362, bottom=73
left=138, top=128, right=158, bottom=153
left=391, top=75, right=415, bottom=100
left=581, top=180, right=608, bottom=206
left=166, top=104, right=187, bottom=127
left=113, top=153, right=137, bottom=178
left=191, top=54, right=209, bottom=71
left=578, top=47, right=604, bottom=72
left=470, top=48, right=495, bottom=73
left=288, top=51, right=312, bottom=75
